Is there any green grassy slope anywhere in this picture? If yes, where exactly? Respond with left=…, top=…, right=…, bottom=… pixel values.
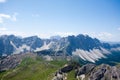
left=67, top=70, right=76, bottom=80
left=0, top=57, right=68, bottom=80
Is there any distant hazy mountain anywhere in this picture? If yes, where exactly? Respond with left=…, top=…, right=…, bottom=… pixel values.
left=0, top=34, right=120, bottom=64
left=50, top=35, right=61, bottom=40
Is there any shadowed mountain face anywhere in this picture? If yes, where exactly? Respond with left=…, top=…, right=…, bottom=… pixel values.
left=66, top=34, right=104, bottom=55
left=0, top=34, right=120, bottom=64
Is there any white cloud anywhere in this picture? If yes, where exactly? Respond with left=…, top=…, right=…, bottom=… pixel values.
left=54, top=32, right=77, bottom=37
left=0, top=0, right=6, bottom=3
left=0, top=29, right=46, bottom=38
left=35, top=32, right=119, bottom=41
left=11, top=13, right=18, bottom=21
left=84, top=32, right=113, bottom=41
left=0, top=27, right=7, bottom=31
left=33, top=32, right=77, bottom=39
left=0, top=30, right=26, bottom=37
left=0, top=14, right=11, bottom=23
left=97, top=32, right=113, bottom=39
left=0, top=13, right=18, bottom=24
left=0, top=30, right=117, bottom=42
left=0, top=30, right=49, bottom=38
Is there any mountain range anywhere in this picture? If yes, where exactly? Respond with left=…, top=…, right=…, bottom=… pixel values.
left=0, top=34, right=120, bottom=65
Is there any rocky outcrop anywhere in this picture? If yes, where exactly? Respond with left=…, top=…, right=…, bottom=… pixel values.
left=52, top=64, right=74, bottom=80
left=52, top=63, right=120, bottom=80
left=76, top=64, right=120, bottom=80
left=0, top=53, right=36, bottom=72
left=89, top=64, right=109, bottom=80
left=89, top=64, right=120, bottom=80
left=52, top=71, right=67, bottom=80
left=77, top=64, right=96, bottom=76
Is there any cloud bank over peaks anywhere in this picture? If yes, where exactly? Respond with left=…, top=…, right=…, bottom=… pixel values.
left=84, top=32, right=113, bottom=41
left=0, top=27, right=7, bottom=31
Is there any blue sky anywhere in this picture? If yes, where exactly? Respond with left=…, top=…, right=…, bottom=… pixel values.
left=0, top=0, right=120, bottom=41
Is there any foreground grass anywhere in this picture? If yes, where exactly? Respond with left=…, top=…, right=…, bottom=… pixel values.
left=67, top=70, right=76, bottom=80
left=0, top=57, right=67, bottom=80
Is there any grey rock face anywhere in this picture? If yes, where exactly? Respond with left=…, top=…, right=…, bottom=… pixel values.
left=75, top=64, right=120, bottom=80
left=52, top=64, right=73, bottom=80
left=77, top=64, right=96, bottom=76
left=0, top=53, right=36, bottom=71
left=89, top=64, right=109, bottom=80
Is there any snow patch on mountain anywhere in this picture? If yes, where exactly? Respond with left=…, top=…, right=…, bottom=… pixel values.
left=10, top=41, right=30, bottom=54
left=72, top=48, right=110, bottom=63
left=111, top=47, right=120, bottom=51
left=10, top=41, right=18, bottom=49
left=100, top=47, right=110, bottom=54
left=34, top=41, right=52, bottom=52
